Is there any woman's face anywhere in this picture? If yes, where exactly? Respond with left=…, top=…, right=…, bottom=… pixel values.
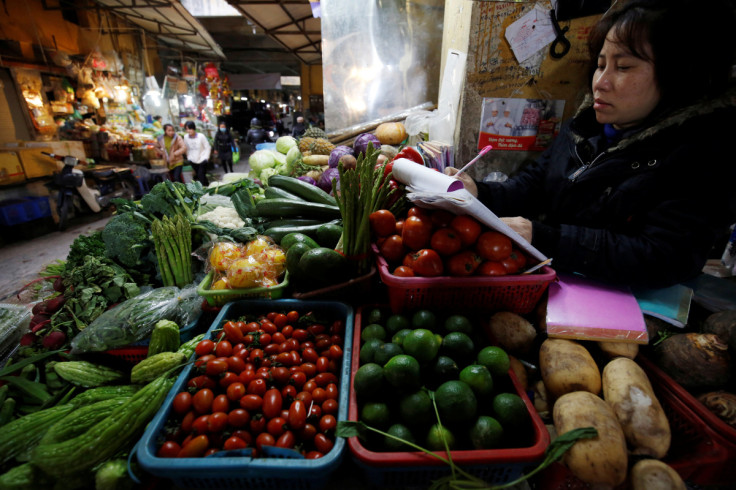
left=592, top=30, right=661, bottom=129
left=186, top=127, right=196, bottom=136
left=165, top=126, right=175, bottom=137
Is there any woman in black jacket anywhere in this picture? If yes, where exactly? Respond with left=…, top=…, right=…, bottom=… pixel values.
left=214, top=122, right=236, bottom=173
left=447, top=0, right=736, bottom=287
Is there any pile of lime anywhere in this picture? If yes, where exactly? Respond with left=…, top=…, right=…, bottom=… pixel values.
left=353, top=307, right=532, bottom=452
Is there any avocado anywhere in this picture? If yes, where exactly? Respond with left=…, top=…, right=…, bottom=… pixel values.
left=298, top=247, right=348, bottom=285
left=280, top=232, right=319, bottom=251
left=315, top=223, right=343, bottom=249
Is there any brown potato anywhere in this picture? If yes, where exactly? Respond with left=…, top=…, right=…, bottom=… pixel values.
left=488, top=311, right=537, bottom=354
left=598, top=341, right=639, bottom=359
left=553, top=391, right=628, bottom=487
left=540, top=338, right=601, bottom=399
left=602, top=358, right=671, bottom=458
left=630, top=459, right=686, bottom=490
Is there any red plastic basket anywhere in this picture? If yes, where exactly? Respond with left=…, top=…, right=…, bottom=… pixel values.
left=637, top=355, right=736, bottom=486
left=347, top=306, right=551, bottom=487
left=373, top=245, right=555, bottom=314
left=104, top=346, right=148, bottom=364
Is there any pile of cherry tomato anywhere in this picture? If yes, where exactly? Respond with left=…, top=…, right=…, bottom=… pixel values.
left=370, top=206, right=529, bottom=277
left=157, top=310, right=345, bottom=459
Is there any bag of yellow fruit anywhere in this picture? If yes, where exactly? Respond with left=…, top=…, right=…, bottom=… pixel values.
left=208, top=241, right=244, bottom=272
left=225, top=255, right=271, bottom=289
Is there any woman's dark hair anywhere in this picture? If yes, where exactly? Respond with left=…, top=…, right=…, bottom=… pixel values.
left=163, top=123, right=174, bottom=131
left=589, top=0, right=736, bottom=109
left=185, top=121, right=196, bottom=130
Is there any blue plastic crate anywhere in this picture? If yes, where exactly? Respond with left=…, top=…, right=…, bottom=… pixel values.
left=0, top=196, right=51, bottom=226
left=136, top=299, right=354, bottom=490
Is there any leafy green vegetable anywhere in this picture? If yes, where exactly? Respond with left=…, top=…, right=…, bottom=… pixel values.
left=65, top=231, right=107, bottom=272
left=102, top=212, right=152, bottom=269
left=231, top=188, right=256, bottom=219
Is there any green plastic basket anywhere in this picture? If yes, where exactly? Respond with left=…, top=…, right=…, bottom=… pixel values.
left=197, top=270, right=289, bottom=307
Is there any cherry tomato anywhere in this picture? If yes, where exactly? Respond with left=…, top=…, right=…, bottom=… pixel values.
left=158, top=441, right=181, bottom=458
left=271, top=331, right=286, bottom=345
left=232, top=430, right=253, bottom=446
left=292, top=328, right=309, bottom=343
left=223, top=322, right=245, bottom=344
left=289, top=370, right=307, bottom=389
left=208, top=412, right=229, bottom=432
left=447, top=250, right=483, bottom=276
left=477, top=260, right=507, bottom=276
left=212, top=394, right=230, bottom=413
left=321, top=398, right=339, bottom=415
left=393, top=265, right=415, bottom=277
left=257, top=333, right=272, bottom=346
left=178, top=434, right=209, bottom=457
left=250, top=415, right=267, bottom=434
left=226, top=382, right=246, bottom=402
left=205, top=358, right=229, bottom=376
left=281, top=325, right=294, bottom=338
left=256, top=432, right=275, bottom=450
left=325, top=383, right=339, bottom=400
left=476, top=231, right=512, bottom=261
left=261, top=321, right=277, bottom=335
left=379, top=234, right=406, bottom=263
left=288, top=400, right=307, bottom=430
left=204, top=448, right=218, bottom=457
left=243, top=322, right=260, bottom=333
left=240, top=394, right=263, bottom=411
left=192, top=415, right=210, bottom=435
left=307, top=324, right=326, bottom=336
left=430, top=228, right=463, bottom=256
left=303, top=379, right=318, bottom=393
left=223, top=436, right=248, bottom=450
left=276, top=430, right=296, bottom=449
left=238, top=368, right=256, bottom=385
left=369, top=209, right=397, bottom=237
left=298, top=423, right=317, bottom=442
left=302, top=347, right=319, bottom=364
left=314, top=372, right=338, bottom=387
left=312, top=388, right=328, bottom=405
left=314, top=433, right=334, bottom=454
left=299, top=362, right=317, bottom=379
left=215, top=340, right=233, bottom=358
left=273, top=313, right=288, bottom=329
left=194, top=354, right=215, bottom=369
left=262, top=388, right=283, bottom=419
left=281, top=384, right=297, bottom=401
left=218, top=372, right=239, bottom=388
left=192, top=389, right=214, bottom=414
left=247, top=378, right=268, bottom=396
left=270, top=366, right=290, bottom=385
left=172, top=392, right=192, bottom=414
left=401, top=215, right=433, bottom=250
left=267, top=416, right=287, bottom=437
left=249, top=349, right=265, bottom=365
left=450, top=215, right=482, bottom=246
left=315, top=356, right=330, bottom=373
left=319, top=415, right=337, bottom=433
left=308, top=404, right=322, bottom=421
left=228, top=408, right=251, bottom=428
left=296, top=391, right=313, bottom=406
left=403, top=249, right=444, bottom=277
left=227, top=356, right=247, bottom=374
left=395, top=147, right=424, bottom=165
left=305, top=450, right=324, bottom=459
left=430, top=209, right=455, bottom=228
left=181, top=410, right=196, bottom=432
left=194, top=339, right=215, bottom=357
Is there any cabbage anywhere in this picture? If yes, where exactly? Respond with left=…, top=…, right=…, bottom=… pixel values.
left=286, top=146, right=301, bottom=167
left=249, top=150, right=276, bottom=173
left=353, top=133, right=381, bottom=156
left=328, top=145, right=353, bottom=168
left=298, top=175, right=317, bottom=186
left=317, top=167, right=340, bottom=194
left=269, top=150, right=287, bottom=166
left=259, top=167, right=279, bottom=186
left=275, top=136, right=297, bottom=154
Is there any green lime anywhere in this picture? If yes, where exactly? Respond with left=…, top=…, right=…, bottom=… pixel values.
left=459, top=364, right=494, bottom=397
left=383, top=355, right=421, bottom=390
left=492, top=393, right=529, bottom=430
left=373, top=342, right=404, bottom=366
left=402, top=329, right=441, bottom=363
left=353, top=363, right=384, bottom=399
left=426, top=424, right=456, bottom=451
left=366, top=308, right=384, bottom=325
left=469, top=415, right=504, bottom=449
left=435, top=380, right=477, bottom=423
left=391, top=329, right=412, bottom=347
left=411, top=310, right=437, bottom=331
left=476, top=346, right=511, bottom=378
left=443, top=315, right=474, bottom=335
left=384, top=423, right=416, bottom=451
left=441, top=332, right=475, bottom=365
left=361, top=401, right=391, bottom=429
left=359, top=338, right=384, bottom=365
left=385, top=314, right=411, bottom=335
left=398, top=389, right=434, bottom=427
left=433, top=356, right=460, bottom=383
left=361, top=323, right=387, bottom=342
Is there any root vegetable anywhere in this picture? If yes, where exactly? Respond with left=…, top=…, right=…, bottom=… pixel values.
left=630, top=459, right=686, bottom=490
left=602, top=357, right=671, bottom=458
left=42, top=331, right=67, bottom=350
left=697, top=391, right=736, bottom=428
left=540, top=338, right=601, bottom=399
left=656, top=333, right=731, bottom=390
left=702, top=310, right=736, bottom=352
left=488, top=311, right=537, bottom=354
left=598, top=341, right=638, bottom=359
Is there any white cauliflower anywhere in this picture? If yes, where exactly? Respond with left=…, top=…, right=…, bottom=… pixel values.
left=197, top=207, right=245, bottom=229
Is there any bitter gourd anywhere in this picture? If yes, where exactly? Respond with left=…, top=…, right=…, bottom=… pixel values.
left=31, top=375, right=175, bottom=478
left=0, top=403, right=75, bottom=464
left=131, top=351, right=186, bottom=384
left=147, top=319, right=180, bottom=357
left=54, top=361, right=126, bottom=387
left=69, top=385, right=140, bottom=407
left=178, top=333, right=204, bottom=359
left=0, top=462, right=54, bottom=489
left=40, top=396, right=131, bottom=445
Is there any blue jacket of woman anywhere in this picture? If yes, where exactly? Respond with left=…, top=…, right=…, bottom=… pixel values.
left=476, top=90, right=736, bottom=287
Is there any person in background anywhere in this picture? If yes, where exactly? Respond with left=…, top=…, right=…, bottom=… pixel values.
left=446, top=0, right=736, bottom=288
left=183, top=120, right=211, bottom=186
left=291, top=116, right=307, bottom=138
left=245, top=117, right=269, bottom=151
left=154, top=123, right=186, bottom=182
left=214, top=121, right=236, bottom=173
left=152, top=115, right=163, bottom=130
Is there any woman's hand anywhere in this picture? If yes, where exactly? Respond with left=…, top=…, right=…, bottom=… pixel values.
left=444, top=167, right=478, bottom=197
left=500, top=217, right=533, bottom=243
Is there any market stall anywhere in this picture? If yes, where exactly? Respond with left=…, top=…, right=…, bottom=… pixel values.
left=0, top=119, right=734, bottom=489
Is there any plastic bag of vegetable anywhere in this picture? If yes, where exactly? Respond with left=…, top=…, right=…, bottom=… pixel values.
left=0, top=304, right=31, bottom=359
left=69, top=285, right=202, bottom=354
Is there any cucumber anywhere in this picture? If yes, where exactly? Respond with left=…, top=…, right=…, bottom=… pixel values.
left=264, top=186, right=305, bottom=201
left=264, top=223, right=328, bottom=244
left=265, top=218, right=324, bottom=229
left=299, top=247, right=348, bottom=285
left=256, top=198, right=341, bottom=220
left=281, top=233, right=319, bottom=251
left=316, top=222, right=343, bottom=249
left=269, top=175, right=337, bottom=205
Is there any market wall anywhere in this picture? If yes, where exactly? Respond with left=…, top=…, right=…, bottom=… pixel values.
left=300, top=64, right=324, bottom=114
left=442, top=0, right=600, bottom=178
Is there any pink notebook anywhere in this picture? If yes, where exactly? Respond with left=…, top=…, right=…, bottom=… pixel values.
left=546, top=273, right=649, bottom=343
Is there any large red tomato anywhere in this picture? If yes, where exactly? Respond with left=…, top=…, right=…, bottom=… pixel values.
left=379, top=234, right=405, bottom=262
left=401, top=215, right=433, bottom=250
left=369, top=209, right=396, bottom=237
left=450, top=215, right=482, bottom=246
left=393, top=147, right=424, bottom=165
left=430, top=228, right=462, bottom=256
left=476, top=231, right=513, bottom=261
left=402, top=249, right=443, bottom=277
left=446, top=250, right=483, bottom=276
left=477, top=261, right=507, bottom=276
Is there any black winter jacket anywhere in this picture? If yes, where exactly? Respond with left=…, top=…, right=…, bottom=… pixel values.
left=476, top=90, right=736, bottom=287
left=214, top=130, right=235, bottom=157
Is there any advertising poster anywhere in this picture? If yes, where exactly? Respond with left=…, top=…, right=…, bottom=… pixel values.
left=478, top=97, right=565, bottom=151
